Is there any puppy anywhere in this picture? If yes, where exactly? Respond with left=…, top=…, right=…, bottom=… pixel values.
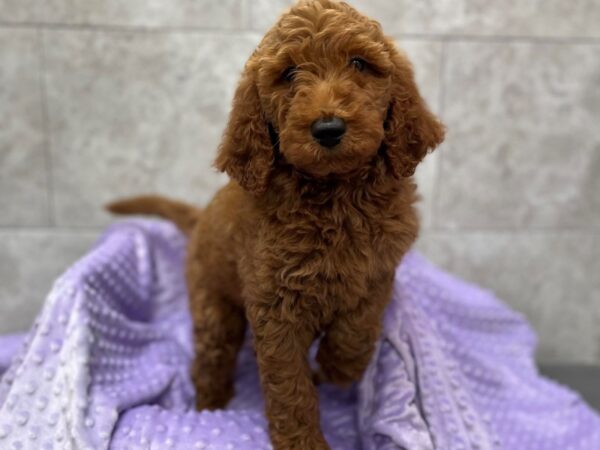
left=108, top=1, right=444, bottom=448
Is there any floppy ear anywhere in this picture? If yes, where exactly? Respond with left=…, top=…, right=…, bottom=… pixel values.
left=214, top=69, right=274, bottom=194
left=383, top=47, right=445, bottom=178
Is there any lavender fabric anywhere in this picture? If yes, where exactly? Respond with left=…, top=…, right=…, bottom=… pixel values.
left=0, top=219, right=598, bottom=450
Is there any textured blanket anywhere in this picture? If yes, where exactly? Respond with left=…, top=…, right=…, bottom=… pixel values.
left=0, top=219, right=598, bottom=450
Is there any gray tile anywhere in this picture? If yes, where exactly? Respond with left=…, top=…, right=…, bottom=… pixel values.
left=0, top=29, right=49, bottom=226
left=540, top=365, right=600, bottom=412
left=416, top=231, right=600, bottom=364
left=437, top=42, right=600, bottom=230
left=248, top=0, right=291, bottom=32
left=399, top=40, right=443, bottom=230
left=0, top=0, right=244, bottom=29
left=351, top=0, right=600, bottom=38
left=250, top=0, right=600, bottom=38
left=398, top=40, right=442, bottom=116
left=0, top=230, right=98, bottom=333
left=0, top=1, right=35, bottom=23
left=44, top=30, right=260, bottom=226
left=414, top=151, right=440, bottom=229
left=43, top=30, right=441, bottom=228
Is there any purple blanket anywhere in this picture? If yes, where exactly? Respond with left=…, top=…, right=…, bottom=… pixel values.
left=0, top=219, right=598, bottom=450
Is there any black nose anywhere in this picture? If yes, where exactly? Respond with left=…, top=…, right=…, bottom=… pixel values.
left=311, top=117, right=346, bottom=148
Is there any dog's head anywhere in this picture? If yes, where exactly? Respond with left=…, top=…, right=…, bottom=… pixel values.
left=216, top=0, right=445, bottom=194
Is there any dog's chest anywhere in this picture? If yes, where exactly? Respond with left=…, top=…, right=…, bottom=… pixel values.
left=264, top=202, right=409, bottom=312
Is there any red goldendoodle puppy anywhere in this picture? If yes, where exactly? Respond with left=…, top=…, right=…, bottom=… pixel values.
left=108, top=1, right=444, bottom=448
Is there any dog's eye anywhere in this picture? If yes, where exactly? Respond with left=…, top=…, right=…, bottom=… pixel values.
left=281, top=66, right=297, bottom=82
left=350, top=57, right=367, bottom=72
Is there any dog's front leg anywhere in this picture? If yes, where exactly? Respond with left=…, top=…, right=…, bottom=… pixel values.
left=316, top=277, right=393, bottom=386
left=247, top=303, right=330, bottom=450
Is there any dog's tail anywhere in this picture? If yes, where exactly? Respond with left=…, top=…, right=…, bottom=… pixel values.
left=106, top=195, right=200, bottom=236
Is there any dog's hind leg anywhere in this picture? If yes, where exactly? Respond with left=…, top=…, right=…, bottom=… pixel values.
left=189, top=286, right=246, bottom=410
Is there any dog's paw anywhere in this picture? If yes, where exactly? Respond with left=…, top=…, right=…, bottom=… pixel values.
left=314, top=360, right=363, bottom=387
left=311, top=369, right=328, bottom=386
left=271, top=432, right=331, bottom=450
left=194, top=383, right=233, bottom=411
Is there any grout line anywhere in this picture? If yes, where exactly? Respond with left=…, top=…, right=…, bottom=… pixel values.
left=1, top=23, right=598, bottom=45
left=392, top=34, right=450, bottom=43
left=391, top=33, right=600, bottom=45
left=36, top=28, right=56, bottom=228
left=421, top=227, right=600, bottom=235
left=1, top=22, right=598, bottom=44
left=0, top=226, right=104, bottom=234
left=430, top=40, right=447, bottom=230
left=0, top=20, right=264, bottom=35
left=0, top=225, right=597, bottom=235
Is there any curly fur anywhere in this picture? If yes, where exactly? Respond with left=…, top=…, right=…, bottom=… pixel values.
left=108, top=1, right=444, bottom=448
